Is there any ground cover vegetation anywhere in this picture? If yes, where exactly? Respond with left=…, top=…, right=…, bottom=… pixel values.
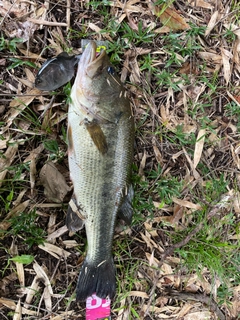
left=0, top=0, right=239, bottom=319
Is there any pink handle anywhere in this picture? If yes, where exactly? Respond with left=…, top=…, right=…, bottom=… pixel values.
left=86, top=294, right=111, bottom=320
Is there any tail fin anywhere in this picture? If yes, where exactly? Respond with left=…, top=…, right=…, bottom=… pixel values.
left=76, top=257, right=115, bottom=302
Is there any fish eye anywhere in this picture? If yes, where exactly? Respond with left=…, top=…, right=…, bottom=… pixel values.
left=107, top=66, right=115, bottom=75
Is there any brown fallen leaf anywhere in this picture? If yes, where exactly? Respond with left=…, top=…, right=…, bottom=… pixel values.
left=233, top=95, right=240, bottom=103
left=129, top=291, right=149, bottom=298
left=184, top=311, right=212, bottom=320
left=172, top=197, right=202, bottom=211
left=110, top=0, right=142, bottom=13
left=38, top=242, right=71, bottom=259
left=188, top=0, right=214, bottom=10
left=43, top=286, right=52, bottom=312
left=205, top=11, right=219, bottom=36
left=39, top=161, right=71, bottom=203
left=193, top=129, right=206, bottom=169
left=126, top=11, right=138, bottom=31
left=198, top=51, right=222, bottom=63
left=154, top=5, right=190, bottom=31
left=221, top=47, right=232, bottom=85
left=33, top=261, right=53, bottom=295
left=24, top=275, right=40, bottom=308
left=13, top=299, right=22, bottom=320
left=9, top=242, right=25, bottom=290
left=138, top=150, right=147, bottom=178
left=179, top=61, right=199, bottom=75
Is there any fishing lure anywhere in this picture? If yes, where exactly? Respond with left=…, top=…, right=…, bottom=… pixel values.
left=35, top=52, right=81, bottom=91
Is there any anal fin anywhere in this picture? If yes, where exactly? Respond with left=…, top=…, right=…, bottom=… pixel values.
left=66, top=196, right=85, bottom=232
left=117, top=184, right=134, bottom=225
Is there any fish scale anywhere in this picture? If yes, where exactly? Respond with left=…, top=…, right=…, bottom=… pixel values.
left=68, top=109, right=131, bottom=260
left=66, top=41, right=134, bottom=302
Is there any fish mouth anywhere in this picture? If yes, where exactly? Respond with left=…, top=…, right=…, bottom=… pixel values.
left=83, top=41, right=106, bottom=78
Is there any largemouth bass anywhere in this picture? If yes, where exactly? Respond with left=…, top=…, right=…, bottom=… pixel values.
left=66, top=41, right=134, bottom=301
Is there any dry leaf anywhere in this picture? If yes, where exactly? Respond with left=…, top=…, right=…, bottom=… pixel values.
left=227, top=91, right=240, bottom=107
left=33, top=262, right=53, bottom=294
left=172, top=197, right=202, bottom=211
left=231, top=145, right=240, bottom=170
left=43, top=286, right=52, bottom=312
left=152, top=138, right=164, bottom=165
left=145, top=252, right=159, bottom=267
left=13, top=300, right=22, bottom=320
left=0, top=297, right=16, bottom=310
left=38, top=242, right=71, bottom=259
left=110, top=0, right=142, bottom=12
left=184, top=311, right=212, bottom=320
left=0, top=297, right=39, bottom=315
left=29, top=158, right=37, bottom=197
left=188, top=0, right=214, bottom=9
left=39, top=161, right=71, bottom=203
left=129, top=291, right=149, bottom=298
left=183, top=146, right=201, bottom=180
left=126, top=11, right=138, bottom=31
left=205, top=11, right=219, bottom=36
left=47, top=225, right=68, bottom=242
left=198, top=51, right=222, bottom=63
left=221, top=48, right=232, bottom=85
left=138, top=151, right=147, bottom=178
left=24, top=276, right=40, bottom=307
left=62, top=240, right=79, bottom=248
left=9, top=243, right=25, bottom=290
left=129, top=55, right=141, bottom=83
left=193, top=129, right=206, bottom=168
left=28, top=18, right=67, bottom=27
left=18, top=48, right=45, bottom=61
left=155, top=6, right=190, bottom=31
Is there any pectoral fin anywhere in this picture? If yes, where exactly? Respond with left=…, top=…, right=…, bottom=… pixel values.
left=117, top=185, right=134, bottom=225
left=67, top=125, right=74, bottom=156
left=66, top=196, right=85, bottom=232
left=84, top=119, right=108, bottom=155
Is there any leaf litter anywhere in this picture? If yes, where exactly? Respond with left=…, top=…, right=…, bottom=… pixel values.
left=0, top=0, right=240, bottom=319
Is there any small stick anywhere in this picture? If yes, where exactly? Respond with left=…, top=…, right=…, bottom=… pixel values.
left=66, top=0, right=71, bottom=31
left=28, top=18, right=67, bottom=27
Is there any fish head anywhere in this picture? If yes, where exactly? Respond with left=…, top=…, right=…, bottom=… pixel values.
left=75, top=41, right=123, bottom=99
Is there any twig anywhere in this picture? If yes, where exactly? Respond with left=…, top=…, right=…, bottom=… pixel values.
left=66, top=0, right=71, bottom=31
left=28, top=18, right=67, bottom=27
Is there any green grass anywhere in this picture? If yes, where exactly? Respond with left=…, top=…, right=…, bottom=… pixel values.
left=0, top=36, right=24, bottom=53
left=174, top=209, right=239, bottom=304
left=8, top=209, right=46, bottom=247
